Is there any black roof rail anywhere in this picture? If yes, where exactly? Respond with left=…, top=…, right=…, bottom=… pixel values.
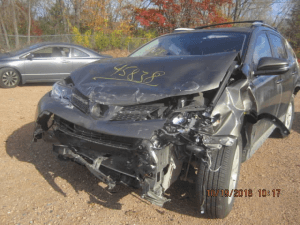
left=194, top=20, right=264, bottom=29
left=194, top=20, right=279, bottom=33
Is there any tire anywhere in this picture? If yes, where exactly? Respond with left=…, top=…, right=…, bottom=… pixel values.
left=0, top=68, right=21, bottom=88
left=283, top=94, right=294, bottom=132
left=196, top=137, right=242, bottom=219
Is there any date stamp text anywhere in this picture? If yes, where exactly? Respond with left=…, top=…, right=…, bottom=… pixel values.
left=206, top=189, right=281, bottom=197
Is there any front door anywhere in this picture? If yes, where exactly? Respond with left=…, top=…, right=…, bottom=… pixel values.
left=24, top=47, right=71, bottom=82
left=268, top=32, right=294, bottom=119
left=249, top=32, right=282, bottom=145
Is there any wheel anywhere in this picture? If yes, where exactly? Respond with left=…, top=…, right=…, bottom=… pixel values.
left=0, top=68, right=21, bottom=88
left=284, top=94, right=294, bottom=132
left=196, top=137, right=242, bottom=219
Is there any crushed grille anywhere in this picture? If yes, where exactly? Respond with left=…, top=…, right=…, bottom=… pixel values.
left=111, top=113, right=145, bottom=121
left=110, top=105, right=160, bottom=121
left=57, top=117, right=140, bottom=149
left=71, top=88, right=89, bottom=113
left=122, top=105, right=160, bottom=112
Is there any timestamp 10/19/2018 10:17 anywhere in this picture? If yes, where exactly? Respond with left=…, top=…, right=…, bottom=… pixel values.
left=206, top=189, right=281, bottom=197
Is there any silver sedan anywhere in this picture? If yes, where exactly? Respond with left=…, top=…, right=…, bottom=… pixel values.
left=0, top=42, right=112, bottom=88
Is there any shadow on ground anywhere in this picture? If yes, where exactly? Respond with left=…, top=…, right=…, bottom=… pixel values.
left=20, top=82, right=54, bottom=87
left=292, top=112, right=300, bottom=134
left=6, top=122, right=202, bottom=218
left=270, top=112, right=300, bottom=138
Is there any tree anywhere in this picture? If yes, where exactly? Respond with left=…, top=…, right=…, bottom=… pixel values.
left=11, top=0, right=20, bottom=48
left=72, top=0, right=84, bottom=29
left=283, top=0, right=300, bottom=58
left=135, top=0, right=233, bottom=34
left=0, top=12, right=10, bottom=49
left=27, top=0, right=31, bottom=44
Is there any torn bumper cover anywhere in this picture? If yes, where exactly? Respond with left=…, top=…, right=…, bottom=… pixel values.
left=33, top=89, right=238, bottom=207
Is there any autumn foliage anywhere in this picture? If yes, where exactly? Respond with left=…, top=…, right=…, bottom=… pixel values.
left=135, top=0, right=233, bottom=33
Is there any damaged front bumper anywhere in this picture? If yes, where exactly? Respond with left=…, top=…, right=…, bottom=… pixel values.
left=33, top=83, right=290, bottom=207
left=34, top=93, right=183, bottom=206
left=33, top=92, right=238, bottom=206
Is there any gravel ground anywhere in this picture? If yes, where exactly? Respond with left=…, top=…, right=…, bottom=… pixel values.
left=0, top=84, right=299, bottom=225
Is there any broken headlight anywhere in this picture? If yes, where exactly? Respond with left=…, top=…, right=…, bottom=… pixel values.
left=211, top=114, right=221, bottom=126
left=90, top=103, right=109, bottom=118
left=51, top=80, right=72, bottom=103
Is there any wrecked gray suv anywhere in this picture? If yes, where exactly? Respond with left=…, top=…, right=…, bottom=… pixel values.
left=33, top=21, right=300, bottom=218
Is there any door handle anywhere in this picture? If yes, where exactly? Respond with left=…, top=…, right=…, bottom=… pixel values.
left=276, top=79, right=283, bottom=84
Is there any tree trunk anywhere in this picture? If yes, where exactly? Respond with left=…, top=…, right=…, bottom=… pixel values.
left=11, top=0, right=19, bottom=49
left=0, top=13, right=10, bottom=50
left=27, top=0, right=31, bottom=44
left=59, top=0, right=67, bottom=33
left=74, top=0, right=81, bottom=29
left=233, top=0, right=240, bottom=21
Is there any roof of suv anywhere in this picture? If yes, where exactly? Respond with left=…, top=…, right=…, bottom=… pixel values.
left=173, top=21, right=279, bottom=35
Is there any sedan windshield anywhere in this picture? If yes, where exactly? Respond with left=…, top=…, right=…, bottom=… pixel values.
left=130, top=32, right=248, bottom=57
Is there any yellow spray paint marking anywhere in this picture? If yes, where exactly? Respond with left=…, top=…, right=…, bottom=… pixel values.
left=93, top=64, right=165, bottom=86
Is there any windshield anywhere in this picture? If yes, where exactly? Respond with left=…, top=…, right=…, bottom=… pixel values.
left=130, top=32, right=248, bottom=57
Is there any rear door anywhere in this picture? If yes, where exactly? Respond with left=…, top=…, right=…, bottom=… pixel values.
left=24, top=46, right=71, bottom=82
left=267, top=32, right=294, bottom=119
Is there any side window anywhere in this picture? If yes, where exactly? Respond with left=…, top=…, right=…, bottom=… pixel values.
left=52, top=47, right=70, bottom=57
left=32, top=47, right=70, bottom=58
left=60, top=47, right=70, bottom=57
left=31, top=47, right=53, bottom=58
left=72, top=48, right=89, bottom=57
left=269, top=34, right=287, bottom=59
left=253, top=33, right=272, bottom=65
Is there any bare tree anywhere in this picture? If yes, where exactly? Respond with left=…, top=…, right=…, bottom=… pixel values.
left=27, top=0, right=31, bottom=44
left=11, top=0, right=19, bottom=48
left=272, top=0, right=294, bottom=29
left=71, top=0, right=84, bottom=29
left=231, top=0, right=275, bottom=23
left=0, top=12, right=10, bottom=49
left=57, top=0, right=68, bottom=33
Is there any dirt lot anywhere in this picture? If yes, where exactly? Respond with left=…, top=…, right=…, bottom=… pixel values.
left=0, top=85, right=299, bottom=225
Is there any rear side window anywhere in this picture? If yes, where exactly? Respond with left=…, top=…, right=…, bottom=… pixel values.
left=253, top=33, right=272, bottom=65
left=269, top=34, right=287, bottom=59
left=72, top=48, right=89, bottom=57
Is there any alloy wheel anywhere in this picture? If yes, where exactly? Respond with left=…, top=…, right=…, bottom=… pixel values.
left=2, top=70, right=19, bottom=87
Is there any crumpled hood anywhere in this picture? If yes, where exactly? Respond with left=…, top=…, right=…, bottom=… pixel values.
left=71, top=52, right=238, bottom=105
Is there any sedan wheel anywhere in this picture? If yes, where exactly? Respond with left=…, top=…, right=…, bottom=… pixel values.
left=0, top=68, right=20, bottom=88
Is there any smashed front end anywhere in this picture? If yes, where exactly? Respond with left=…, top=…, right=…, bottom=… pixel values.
left=33, top=53, right=248, bottom=206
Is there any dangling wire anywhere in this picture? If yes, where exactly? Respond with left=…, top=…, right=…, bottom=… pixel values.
left=201, top=150, right=221, bottom=172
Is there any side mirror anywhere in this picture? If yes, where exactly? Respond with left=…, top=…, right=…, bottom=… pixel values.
left=26, top=53, right=34, bottom=60
left=255, top=57, right=289, bottom=75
